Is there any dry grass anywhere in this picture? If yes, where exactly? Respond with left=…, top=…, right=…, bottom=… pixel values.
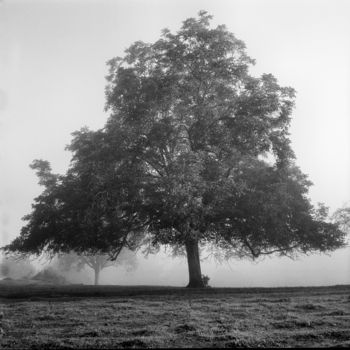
left=0, top=284, right=349, bottom=348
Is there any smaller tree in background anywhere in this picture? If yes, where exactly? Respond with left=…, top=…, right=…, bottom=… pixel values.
left=332, top=206, right=350, bottom=237
left=55, top=249, right=137, bottom=285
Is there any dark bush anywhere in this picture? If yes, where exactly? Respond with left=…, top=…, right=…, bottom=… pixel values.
left=32, top=267, right=67, bottom=284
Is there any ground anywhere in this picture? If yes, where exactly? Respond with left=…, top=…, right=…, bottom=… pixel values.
left=0, top=282, right=349, bottom=348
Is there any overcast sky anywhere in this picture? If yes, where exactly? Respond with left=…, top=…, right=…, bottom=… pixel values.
left=0, top=0, right=349, bottom=286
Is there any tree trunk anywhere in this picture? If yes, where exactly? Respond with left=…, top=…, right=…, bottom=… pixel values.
left=94, top=267, right=100, bottom=286
left=185, top=238, right=204, bottom=288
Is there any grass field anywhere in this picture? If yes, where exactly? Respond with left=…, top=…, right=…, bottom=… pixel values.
left=0, top=282, right=349, bottom=348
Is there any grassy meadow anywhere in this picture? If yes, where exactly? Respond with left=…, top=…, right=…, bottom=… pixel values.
left=0, top=282, right=349, bottom=348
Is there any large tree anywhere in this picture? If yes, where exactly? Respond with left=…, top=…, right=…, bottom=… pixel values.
left=3, top=11, right=346, bottom=287
left=102, top=11, right=346, bottom=286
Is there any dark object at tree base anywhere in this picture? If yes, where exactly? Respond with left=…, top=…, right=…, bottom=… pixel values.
left=186, top=281, right=205, bottom=288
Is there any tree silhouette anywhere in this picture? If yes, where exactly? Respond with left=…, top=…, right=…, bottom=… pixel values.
left=3, top=11, right=346, bottom=287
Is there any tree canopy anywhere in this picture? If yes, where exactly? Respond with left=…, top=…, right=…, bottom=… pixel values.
left=4, top=154, right=144, bottom=260
left=3, top=11, right=346, bottom=287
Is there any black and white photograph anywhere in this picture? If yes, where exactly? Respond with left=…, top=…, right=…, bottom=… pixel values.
left=0, top=0, right=349, bottom=348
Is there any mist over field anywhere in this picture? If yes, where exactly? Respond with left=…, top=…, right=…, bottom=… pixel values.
left=97, top=249, right=350, bottom=287
left=3, top=247, right=347, bottom=287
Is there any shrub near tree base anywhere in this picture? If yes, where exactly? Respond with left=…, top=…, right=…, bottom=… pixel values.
left=2, top=11, right=346, bottom=288
left=201, top=275, right=210, bottom=288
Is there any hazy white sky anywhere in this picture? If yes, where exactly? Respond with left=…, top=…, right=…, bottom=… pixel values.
left=0, top=0, right=349, bottom=286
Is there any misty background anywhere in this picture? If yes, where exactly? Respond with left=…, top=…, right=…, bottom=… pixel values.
left=0, top=0, right=349, bottom=287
